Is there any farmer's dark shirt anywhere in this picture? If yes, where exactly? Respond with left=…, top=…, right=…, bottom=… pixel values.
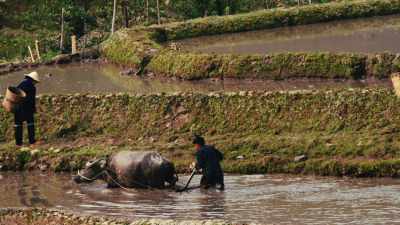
left=17, top=78, right=36, bottom=115
left=195, top=145, right=224, bottom=185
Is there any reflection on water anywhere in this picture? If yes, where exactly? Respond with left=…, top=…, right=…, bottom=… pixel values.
left=1, top=172, right=400, bottom=224
left=0, top=63, right=392, bottom=95
left=178, top=15, right=400, bottom=54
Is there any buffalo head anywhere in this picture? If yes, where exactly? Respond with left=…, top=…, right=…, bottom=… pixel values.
left=73, top=159, right=107, bottom=183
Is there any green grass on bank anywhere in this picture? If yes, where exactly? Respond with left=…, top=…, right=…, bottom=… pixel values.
left=1, top=89, right=400, bottom=177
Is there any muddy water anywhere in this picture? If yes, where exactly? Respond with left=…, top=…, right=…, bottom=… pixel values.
left=1, top=172, right=400, bottom=224
left=0, top=63, right=392, bottom=94
left=178, top=15, right=400, bottom=54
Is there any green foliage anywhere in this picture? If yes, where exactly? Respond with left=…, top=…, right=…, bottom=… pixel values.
left=16, top=150, right=32, bottom=169
left=2, top=0, right=99, bottom=35
left=100, top=27, right=161, bottom=67
left=169, top=0, right=346, bottom=19
left=0, top=29, right=60, bottom=61
left=0, top=0, right=107, bottom=61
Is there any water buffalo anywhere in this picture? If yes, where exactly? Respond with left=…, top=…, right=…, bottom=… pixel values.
left=73, top=151, right=178, bottom=189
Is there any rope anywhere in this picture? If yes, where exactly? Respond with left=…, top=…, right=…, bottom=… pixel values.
left=76, top=165, right=178, bottom=191
left=103, top=170, right=135, bottom=191
left=103, top=170, right=154, bottom=191
left=77, top=170, right=106, bottom=182
left=76, top=169, right=144, bottom=190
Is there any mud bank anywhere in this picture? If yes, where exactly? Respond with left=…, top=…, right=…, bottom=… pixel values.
left=1, top=89, right=400, bottom=177
left=101, top=0, right=400, bottom=80
left=148, top=51, right=400, bottom=80
left=0, top=48, right=100, bottom=76
left=0, top=208, right=232, bottom=225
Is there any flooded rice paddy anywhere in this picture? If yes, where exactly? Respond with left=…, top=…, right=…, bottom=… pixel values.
left=178, top=15, right=400, bottom=54
left=0, top=172, right=400, bottom=224
left=2, top=15, right=400, bottom=94
left=0, top=63, right=392, bottom=94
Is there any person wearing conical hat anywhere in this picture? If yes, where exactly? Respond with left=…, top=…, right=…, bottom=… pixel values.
left=14, top=71, right=40, bottom=147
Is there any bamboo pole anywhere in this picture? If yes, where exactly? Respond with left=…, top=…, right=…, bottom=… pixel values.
left=391, top=73, right=400, bottom=97
left=71, top=35, right=77, bottom=54
left=60, top=8, right=64, bottom=52
left=28, top=46, right=35, bottom=63
left=35, top=40, right=41, bottom=61
left=82, top=17, right=87, bottom=59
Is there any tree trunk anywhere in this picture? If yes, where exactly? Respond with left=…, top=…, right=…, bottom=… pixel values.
left=146, top=0, right=149, bottom=23
left=216, top=0, right=224, bottom=15
left=60, top=8, right=64, bottom=52
left=111, top=0, right=117, bottom=34
left=122, top=0, right=129, bottom=28
left=229, top=0, right=237, bottom=14
left=156, top=0, right=161, bottom=25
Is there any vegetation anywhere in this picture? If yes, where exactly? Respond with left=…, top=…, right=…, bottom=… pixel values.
left=100, top=27, right=161, bottom=67
left=0, top=0, right=345, bottom=62
left=148, top=51, right=366, bottom=80
left=160, top=0, right=400, bottom=40
left=1, top=89, right=400, bottom=177
left=3, top=0, right=400, bottom=68
left=0, top=208, right=230, bottom=225
left=101, top=0, right=400, bottom=79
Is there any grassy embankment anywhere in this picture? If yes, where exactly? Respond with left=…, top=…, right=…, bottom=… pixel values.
left=1, top=89, right=400, bottom=177
left=0, top=208, right=230, bottom=225
left=2, top=0, right=400, bottom=178
left=102, top=0, right=400, bottom=80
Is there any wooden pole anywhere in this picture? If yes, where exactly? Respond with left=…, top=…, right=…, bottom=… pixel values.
left=35, top=40, right=41, bottom=61
left=391, top=73, right=400, bottom=97
left=28, top=46, right=35, bottom=63
left=111, top=0, right=117, bottom=34
left=176, top=169, right=196, bottom=192
left=71, top=35, right=77, bottom=54
left=156, top=0, right=161, bottom=25
left=146, top=0, right=149, bottom=23
left=60, top=8, right=64, bottom=52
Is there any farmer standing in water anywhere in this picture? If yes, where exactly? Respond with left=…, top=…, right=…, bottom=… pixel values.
left=192, top=135, right=225, bottom=190
left=14, top=71, right=40, bottom=147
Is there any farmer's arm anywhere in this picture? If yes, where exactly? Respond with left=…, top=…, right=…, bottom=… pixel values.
left=195, top=151, right=206, bottom=170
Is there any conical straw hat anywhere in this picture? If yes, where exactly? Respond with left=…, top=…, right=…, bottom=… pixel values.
left=25, top=71, right=40, bottom=82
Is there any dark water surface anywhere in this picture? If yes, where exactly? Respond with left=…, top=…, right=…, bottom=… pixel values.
left=178, top=15, right=400, bottom=54
left=0, top=63, right=392, bottom=94
left=1, top=172, right=400, bottom=224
